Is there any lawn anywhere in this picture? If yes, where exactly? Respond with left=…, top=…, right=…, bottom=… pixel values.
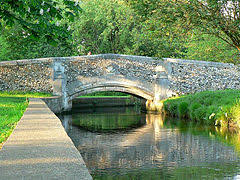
left=0, top=91, right=52, bottom=148
left=163, top=90, right=240, bottom=128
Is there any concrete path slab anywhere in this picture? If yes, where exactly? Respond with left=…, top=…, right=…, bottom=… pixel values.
left=0, top=98, right=92, bottom=180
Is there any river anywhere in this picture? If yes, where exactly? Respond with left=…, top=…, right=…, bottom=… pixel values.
left=58, top=106, right=240, bottom=179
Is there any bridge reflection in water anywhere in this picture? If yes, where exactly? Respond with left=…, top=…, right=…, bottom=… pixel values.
left=58, top=106, right=240, bottom=179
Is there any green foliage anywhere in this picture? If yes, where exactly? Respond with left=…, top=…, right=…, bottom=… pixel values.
left=182, top=33, right=239, bottom=63
left=167, top=102, right=178, bottom=117
left=0, top=0, right=81, bottom=44
left=157, top=0, right=240, bottom=53
left=0, top=23, right=76, bottom=61
left=0, top=35, right=10, bottom=61
left=194, top=106, right=207, bottom=123
left=178, top=101, right=188, bottom=118
left=1, top=0, right=239, bottom=64
left=125, top=0, right=188, bottom=58
left=126, top=0, right=240, bottom=62
left=72, top=0, right=135, bottom=55
left=163, top=90, right=240, bottom=127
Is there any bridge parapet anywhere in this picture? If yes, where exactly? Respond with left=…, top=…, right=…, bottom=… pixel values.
left=164, top=58, right=240, bottom=95
left=0, top=58, right=53, bottom=92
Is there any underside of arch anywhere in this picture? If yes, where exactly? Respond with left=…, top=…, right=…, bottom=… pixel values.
left=68, top=84, right=154, bottom=101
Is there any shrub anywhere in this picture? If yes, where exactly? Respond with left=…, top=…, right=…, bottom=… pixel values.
left=205, top=105, right=218, bottom=125
left=163, top=90, right=240, bottom=127
left=169, top=102, right=178, bottom=117
left=194, top=106, right=207, bottom=123
left=178, top=101, right=189, bottom=118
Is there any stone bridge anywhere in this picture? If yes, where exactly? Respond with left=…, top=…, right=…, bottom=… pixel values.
left=0, top=54, right=240, bottom=112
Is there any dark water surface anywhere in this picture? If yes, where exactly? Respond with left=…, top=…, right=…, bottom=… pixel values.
left=58, top=106, right=240, bottom=179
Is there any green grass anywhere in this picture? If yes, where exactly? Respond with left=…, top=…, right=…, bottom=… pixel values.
left=0, top=97, right=28, bottom=145
left=0, top=91, right=52, bottom=98
left=163, top=89, right=240, bottom=127
left=0, top=91, right=52, bottom=147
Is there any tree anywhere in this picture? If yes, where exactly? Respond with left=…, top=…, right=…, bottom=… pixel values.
left=124, top=0, right=189, bottom=58
left=125, top=0, right=240, bottom=61
left=0, top=35, right=9, bottom=60
left=0, top=23, right=76, bottom=61
left=72, top=0, right=135, bottom=55
left=158, top=0, right=240, bottom=53
left=182, top=32, right=239, bottom=63
left=0, top=0, right=81, bottom=44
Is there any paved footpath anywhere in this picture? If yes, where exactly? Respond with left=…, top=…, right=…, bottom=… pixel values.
left=0, top=98, right=92, bottom=180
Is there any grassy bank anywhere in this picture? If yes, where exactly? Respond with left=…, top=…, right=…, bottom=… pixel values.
left=0, top=91, right=52, bottom=98
left=0, top=91, right=52, bottom=148
left=163, top=90, right=240, bottom=128
left=0, top=97, right=28, bottom=147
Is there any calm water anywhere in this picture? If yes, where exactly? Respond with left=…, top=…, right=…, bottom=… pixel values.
left=58, top=106, right=240, bottom=180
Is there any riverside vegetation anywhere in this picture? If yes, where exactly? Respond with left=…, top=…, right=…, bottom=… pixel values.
left=163, top=90, right=240, bottom=128
left=0, top=92, right=51, bottom=148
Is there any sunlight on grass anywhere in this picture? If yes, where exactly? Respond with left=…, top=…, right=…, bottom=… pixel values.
left=0, top=91, right=52, bottom=148
left=163, top=89, right=240, bottom=127
left=0, top=91, right=52, bottom=98
left=0, top=96, right=28, bottom=146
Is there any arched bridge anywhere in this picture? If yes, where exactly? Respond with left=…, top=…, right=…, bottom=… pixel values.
left=0, top=54, right=240, bottom=112
left=53, top=54, right=170, bottom=111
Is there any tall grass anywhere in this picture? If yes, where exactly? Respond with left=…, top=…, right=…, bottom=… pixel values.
left=163, top=90, right=240, bottom=127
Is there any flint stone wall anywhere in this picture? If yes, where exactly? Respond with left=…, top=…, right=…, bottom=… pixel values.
left=164, top=58, right=240, bottom=95
left=0, top=59, right=53, bottom=92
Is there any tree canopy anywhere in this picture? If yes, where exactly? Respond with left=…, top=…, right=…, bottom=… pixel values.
left=0, top=0, right=81, bottom=44
left=0, top=0, right=239, bottom=63
left=178, top=0, right=240, bottom=52
left=72, top=0, right=135, bottom=54
left=135, top=0, right=240, bottom=52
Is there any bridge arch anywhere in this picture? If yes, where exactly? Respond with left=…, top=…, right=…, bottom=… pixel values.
left=67, top=82, right=155, bottom=104
left=52, top=54, right=171, bottom=111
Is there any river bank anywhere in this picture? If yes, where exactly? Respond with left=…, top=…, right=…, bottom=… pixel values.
left=163, top=89, right=240, bottom=128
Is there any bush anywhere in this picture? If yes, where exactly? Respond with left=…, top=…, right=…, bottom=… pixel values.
left=178, top=101, right=189, bottom=118
left=163, top=90, right=240, bottom=127
left=169, top=102, right=178, bottom=117
left=194, top=106, right=206, bottom=123
left=205, top=105, right=218, bottom=124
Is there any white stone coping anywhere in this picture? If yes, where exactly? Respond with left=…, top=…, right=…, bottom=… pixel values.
left=0, top=54, right=238, bottom=68
left=163, top=58, right=236, bottom=67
